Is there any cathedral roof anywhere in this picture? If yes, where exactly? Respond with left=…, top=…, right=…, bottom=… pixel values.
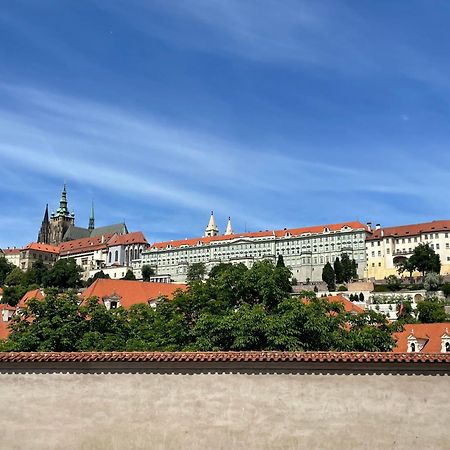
left=90, top=223, right=128, bottom=237
left=63, top=226, right=91, bottom=241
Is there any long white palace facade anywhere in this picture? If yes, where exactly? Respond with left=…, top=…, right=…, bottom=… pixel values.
left=140, top=213, right=369, bottom=283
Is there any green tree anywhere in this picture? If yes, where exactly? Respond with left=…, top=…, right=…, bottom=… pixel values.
left=351, top=259, right=358, bottom=279
left=416, top=298, right=448, bottom=323
left=333, top=257, right=343, bottom=284
left=4, top=267, right=26, bottom=286
left=25, top=260, right=49, bottom=286
left=44, top=258, right=82, bottom=290
left=408, top=243, right=441, bottom=276
left=141, top=265, right=155, bottom=282
left=386, top=275, right=402, bottom=292
left=322, top=262, right=335, bottom=291
left=4, top=290, right=87, bottom=351
left=341, top=253, right=353, bottom=283
left=85, top=270, right=110, bottom=287
left=0, top=256, right=14, bottom=285
left=2, top=284, right=33, bottom=307
left=441, top=282, right=450, bottom=298
left=122, top=269, right=136, bottom=280
left=423, top=272, right=442, bottom=292
left=187, top=262, right=206, bottom=283
left=276, top=254, right=285, bottom=268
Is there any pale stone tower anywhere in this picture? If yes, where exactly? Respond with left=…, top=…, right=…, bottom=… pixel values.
left=204, top=211, right=219, bottom=237
left=224, top=217, right=234, bottom=236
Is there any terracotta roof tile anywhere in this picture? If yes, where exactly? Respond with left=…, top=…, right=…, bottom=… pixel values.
left=0, top=351, right=448, bottom=364
left=82, top=279, right=187, bottom=308
left=59, top=234, right=115, bottom=256
left=1, top=248, right=21, bottom=255
left=17, top=289, right=45, bottom=309
left=23, top=243, right=59, bottom=254
left=393, top=323, right=450, bottom=353
left=150, top=221, right=368, bottom=250
left=108, top=231, right=148, bottom=246
left=367, top=220, right=450, bottom=241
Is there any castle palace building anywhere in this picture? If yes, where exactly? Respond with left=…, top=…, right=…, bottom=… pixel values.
left=38, top=184, right=128, bottom=246
left=140, top=212, right=369, bottom=283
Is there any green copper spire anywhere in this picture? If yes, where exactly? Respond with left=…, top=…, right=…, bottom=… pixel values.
left=88, top=201, right=95, bottom=230
left=56, top=183, right=69, bottom=216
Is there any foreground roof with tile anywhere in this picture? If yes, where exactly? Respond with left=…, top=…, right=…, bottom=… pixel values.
left=393, top=323, right=450, bottom=353
left=82, top=278, right=187, bottom=308
left=1, top=248, right=21, bottom=255
left=324, top=295, right=365, bottom=314
left=22, top=243, right=60, bottom=254
left=17, top=289, right=46, bottom=309
left=367, top=220, right=450, bottom=241
left=149, top=221, right=368, bottom=250
left=59, top=233, right=115, bottom=256
left=108, top=231, right=148, bottom=246
left=0, top=351, right=448, bottom=365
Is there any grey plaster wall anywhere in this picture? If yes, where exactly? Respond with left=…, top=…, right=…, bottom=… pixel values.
left=0, top=372, right=448, bottom=449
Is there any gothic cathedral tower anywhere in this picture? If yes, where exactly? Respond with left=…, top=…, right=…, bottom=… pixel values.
left=37, top=204, right=50, bottom=244
left=48, top=184, right=75, bottom=245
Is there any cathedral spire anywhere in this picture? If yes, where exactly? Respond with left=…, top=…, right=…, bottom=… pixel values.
left=56, top=183, right=69, bottom=216
left=88, top=201, right=95, bottom=230
left=37, top=204, right=50, bottom=243
left=204, top=211, right=219, bottom=237
left=224, top=216, right=234, bottom=236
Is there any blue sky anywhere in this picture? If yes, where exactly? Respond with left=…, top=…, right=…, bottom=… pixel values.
left=1, top=0, right=450, bottom=248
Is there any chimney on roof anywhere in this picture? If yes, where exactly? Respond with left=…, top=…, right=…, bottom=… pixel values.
left=375, top=224, right=381, bottom=230
left=366, top=222, right=372, bottom=232
left=101, top=235, right=104, bottom=244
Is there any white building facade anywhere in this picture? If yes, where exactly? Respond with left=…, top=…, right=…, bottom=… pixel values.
left=141, top=215, right=369, bottom=283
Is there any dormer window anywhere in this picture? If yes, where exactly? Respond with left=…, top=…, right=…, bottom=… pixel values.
left=410, top=342, right=416, bottom=352
left=110, top=301, right=118, bottom=309
left=446, top=342, right=450, bottom=352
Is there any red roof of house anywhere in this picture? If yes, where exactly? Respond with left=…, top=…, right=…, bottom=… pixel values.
left=393, top=323, right=450, bottom=353
left=59, top=234, right=115, bottom=256
left=326, top=295, right=365, bottom=314
left=17, top=289, right=45, bottom=309
left=367, top=220, right=450, bottom=241
left=108, top=231, right=148, bottom=246
left=23, top=243, right=60, bottom=254
left=81, top=278, right=187, bottom=308
left=0, top=304, right=16, bottom=340
left=150, top=221, right=368, bottom=250
left=2, top=248, right=21, bottom=255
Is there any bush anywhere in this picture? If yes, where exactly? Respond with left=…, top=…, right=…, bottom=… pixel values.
left=424, top=272, right=442, bottom=292
left=373, top=284, right=389, bottom=293
left=441, top=282, right=450, bottom=297
left=337, top=285, right=348, bottom=292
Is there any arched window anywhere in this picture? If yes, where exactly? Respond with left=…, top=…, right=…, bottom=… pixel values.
left=411, top=342, right=416, bottom=352
left=115, top=250, right=118, bottom=262
left=109, top=252, right=112, bottom=263
left=446, top=342, right=450, bottom=352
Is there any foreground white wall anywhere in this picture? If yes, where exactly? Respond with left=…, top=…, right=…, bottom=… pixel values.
left=0, top=372, right=448, bottom=449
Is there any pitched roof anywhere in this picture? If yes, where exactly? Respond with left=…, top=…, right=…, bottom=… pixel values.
left=63, top=225, right=91, bottom=241
left=90, top=223, right=128, bottom=237
left=22, top=243, right=60, bottom=254
left=149, top=221, right=368, bottom=250
left=81, top=278, right=187, bottom=309
left=393, top=323, right=450, bottom=353
left=326, top=295, right=365, bottom=314
left=1, top=248, right=21, bottom=255
left=17, top=289, right=45, bottom=309
left=59, top=234, right=115, bottom=256
left=367, top=220, right=450, bottom=241
left=108, top=231, right=148, bottom=246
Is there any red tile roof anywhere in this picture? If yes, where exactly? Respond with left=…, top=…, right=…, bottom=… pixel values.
left=150, top=221, right=368, bottom=250
left=23, top=243, right=59, bottom=254
left=326, top=295, right=365, bottom=314
left=0, top=351, right=448, bottom=364
left=108, top=231, right=148, bottom=246
left=393, top=323, right=450, bottom=353
left=17, top=289, right=45, bottom=309
left=1, top=248, right=21, bottom=255
left=0, top=304, right=16, bottom=339
left=367, top=220, right=450, bottom=241
left=82, top=278, right=187, bottom=308
left=59, top=234, right=115, bottom=256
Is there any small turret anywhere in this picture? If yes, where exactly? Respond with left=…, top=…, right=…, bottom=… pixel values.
left=224, top=216, right=234, bottom=236
left=204, top=211, right=219, bottom=237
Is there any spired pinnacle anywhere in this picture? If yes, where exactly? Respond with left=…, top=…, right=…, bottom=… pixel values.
left=88, top=200, right=95, bottom=230
left=224, top=216, right=234, bottom=236
left=205, top=211, right=219, bottom=237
